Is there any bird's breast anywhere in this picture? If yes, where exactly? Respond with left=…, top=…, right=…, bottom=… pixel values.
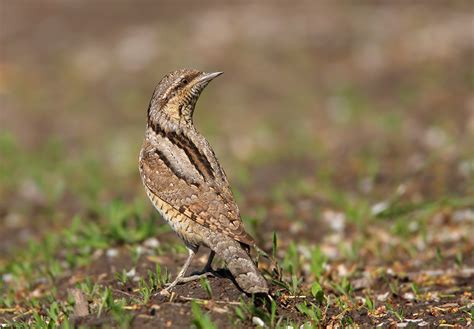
left=144, top=187, right=203, bottom=248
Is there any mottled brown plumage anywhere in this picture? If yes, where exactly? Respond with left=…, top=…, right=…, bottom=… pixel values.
left=139, top=69, right=268, bottom=294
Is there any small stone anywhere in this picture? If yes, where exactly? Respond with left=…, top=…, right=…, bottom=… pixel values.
left=2, top=273, right=13, bottom=283
left=144, top=237, right=160, bottom=249
left=352, top=276, right=372, bottom=290
left=453, top=209, right=474, bottom=222
left=289, top=221, right=304, bottom=234
left=135, top=246, right=144, bottom=256
left=322, top=210, right=346, bottom=232
left=337, top=264, right=348, bottom=276
left=252, top=316, right=265, bottom=327
left=371, top=202, right=388, bottom=216
left=126, top=268, right=136, bottom=277
left=106, top=248, right=119, bottom=258
left=377, top=292, right=390, bottom=302
left=403, top=292, right=415, bottom=301
left=396, top=184, right=407, bottom=195
left=133, top=276, right=141, bottom=282
left=93, top=249, right=103, bottom=259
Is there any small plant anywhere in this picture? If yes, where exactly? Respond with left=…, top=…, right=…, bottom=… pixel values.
left=333, top=276, right=353, bottom=297
left=388, top=279, right=400, bottom=296
left=310, top=282, right=325, bottom=304
left=154, top=263, right=170, bottom=288
left=455, top=252, right=463, bottom=267
left=191, top=301, right=217, bottom=329
left=137, top=278, right=153, bottom=304
left=270, top=298, right=277, bottom=328
left=47, top=301, right=61, bottom=324
left=289, top=271, right=302, bottom=295
left=97, top=286, right=128, bottom=317
left=296, top=301, right=322, bottom=325
left=282, top=242, right=300, bottom=275
left=234, top=296, right=271, bottom=325
left=272, top=232, right=278, bottom=260
left=341, top=315, right=354, bottom=326
left=97, top=287, right=113, bottom=317
left=130, top=246, right=142, bottom=266
left=105, top=199, right=158, bottom=244
left=410, top=282, right=419, bottom=296
left=435, top=246, right=443, bottom=263
left=15, top=295, right=74, bottom=328
left=364, top=295, right=375, bottom=312
left=310, top=247, right=327, bottom=279
left=334, top=296, right=350, bottom=311
left=78, top=277, right=100, bottom=297
left=200, top=277, right=213, bottom=299
left=115, top=269, right=129, bottom=285
left=386, top=303, right=404, bottom=322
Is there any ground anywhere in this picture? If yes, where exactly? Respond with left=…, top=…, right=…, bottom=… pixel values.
left=1, top=1, right=473, bottom=328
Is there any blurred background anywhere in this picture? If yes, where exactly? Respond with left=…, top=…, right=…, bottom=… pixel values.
left=1, top=2, right=474, bottom=326
left=1, top=1, right=473, bottom=255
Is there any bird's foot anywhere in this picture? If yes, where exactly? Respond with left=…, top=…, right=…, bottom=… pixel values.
left=177, top=271, right=215, bottom=283
left=159, top=271, right=215, bottom=296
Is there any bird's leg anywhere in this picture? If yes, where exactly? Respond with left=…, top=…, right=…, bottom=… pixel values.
left=160, top=249, right=215, bottom=296
left=189, top=250, right=216, bottom=276
left=203, top=250, right=215, bottom=272
left=160, top=248, right=195, bottom=295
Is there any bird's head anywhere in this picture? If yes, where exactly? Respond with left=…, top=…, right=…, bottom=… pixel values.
left=147, top=69, right=223, bottom=126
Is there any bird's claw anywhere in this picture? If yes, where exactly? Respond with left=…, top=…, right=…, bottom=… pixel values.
left=159, top=288, right=172, bottom=297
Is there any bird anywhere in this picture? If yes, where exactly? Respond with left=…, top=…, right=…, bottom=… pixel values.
left=138, top=68, right=269, bottom=295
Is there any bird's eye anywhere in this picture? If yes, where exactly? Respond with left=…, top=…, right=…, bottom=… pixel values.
left=181, top=78, right=188, bottom=84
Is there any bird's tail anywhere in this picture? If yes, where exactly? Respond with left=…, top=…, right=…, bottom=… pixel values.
left=207, top=234, right=268, bottom=294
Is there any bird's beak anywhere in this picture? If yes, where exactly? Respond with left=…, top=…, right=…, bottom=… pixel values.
left=198, top=71, right=223, bottom=84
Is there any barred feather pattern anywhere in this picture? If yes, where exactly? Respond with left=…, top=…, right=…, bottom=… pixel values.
left=139, top=68, right=268, bottom=294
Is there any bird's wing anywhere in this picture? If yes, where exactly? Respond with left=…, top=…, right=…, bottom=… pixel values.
left=140, top=136, right=255, bottom=246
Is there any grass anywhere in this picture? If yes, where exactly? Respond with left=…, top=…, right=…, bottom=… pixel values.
left=191, top=301, right=217, bottom=329
left=1, top=134, right=472, bottom=327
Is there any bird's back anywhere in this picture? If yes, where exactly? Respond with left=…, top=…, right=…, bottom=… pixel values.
left=140, top=120, right=255, bottom=247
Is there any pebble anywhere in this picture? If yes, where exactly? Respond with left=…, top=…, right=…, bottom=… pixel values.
left=2, top=273, right=13, bottom=283
left=126, top=268, right=136, bottom=277
left=322, top=210, right=346, bottom=232
left=403, top=292, right=415, bottom=301
left=106, top=248, right=119, bottom=258
left=144, top=237, right=160, bottom=249
left=377, top=292, right=390, bottom=302
left=252, top=316, right=265, bottom=327
left=371, top=202, right=388, bottom=216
